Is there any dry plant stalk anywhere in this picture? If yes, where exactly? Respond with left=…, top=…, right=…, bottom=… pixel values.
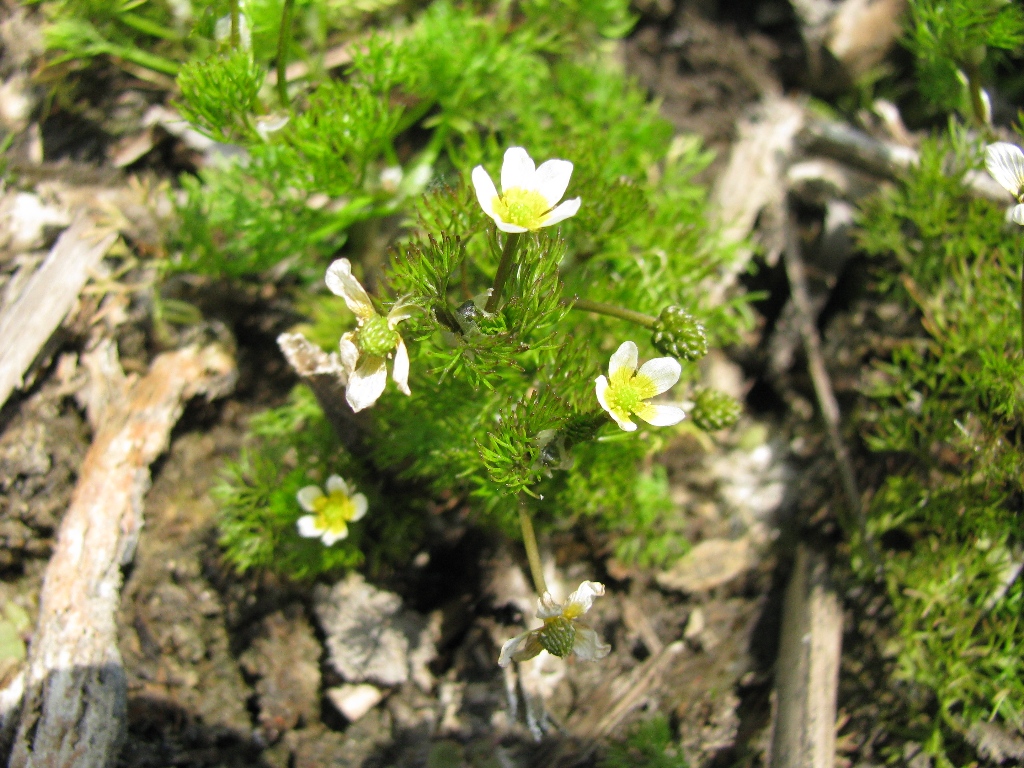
left=770, top=545, right=843, bottom=768
left=6, top=340, right=236, bottom=768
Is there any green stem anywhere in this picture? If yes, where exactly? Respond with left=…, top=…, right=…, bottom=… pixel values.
left=517, top=498, right=547, bottom=597
left=964, top=62, right=990, bottom=128
left=570, top=298, right=658, bottom=328
left=229, top=0, right=240, bottom=49
left=276, top=0, right=296, bottom=108
left=484, top=232, right=522, bottom=314
left=1020, top=248, right=1023, bottom=354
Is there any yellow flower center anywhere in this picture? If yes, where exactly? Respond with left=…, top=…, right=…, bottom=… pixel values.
left=492, top=187, right=551, bottom=230
left=312, top=491, right=357, bottom=535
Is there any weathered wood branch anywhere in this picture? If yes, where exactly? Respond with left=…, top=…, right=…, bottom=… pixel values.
left=6, top=340, right=236, bottom=768
left=0, top=217, right=117, bottom=411
left=276, top=332, right=368, bottom=455
left=770, top=545, right=843, bottom=768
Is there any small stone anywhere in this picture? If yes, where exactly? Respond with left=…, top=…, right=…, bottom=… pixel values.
left=656, top=538, right=756, bottom=593
left=314, top=573, right=437, bottom=688
left=683, top=608, right=705, bottom=641
left=325, top=684, right=384, bottom=722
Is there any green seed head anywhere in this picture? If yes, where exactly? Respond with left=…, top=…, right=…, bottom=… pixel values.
left=691, top=388, right=742, bottom=432
left=358, top=315, right=399, bottom=357
left=651, top=306, right=707, bottom=361
left=561, top=414, right=604, bottom=449
left=539, top=616, right=577, bottom=658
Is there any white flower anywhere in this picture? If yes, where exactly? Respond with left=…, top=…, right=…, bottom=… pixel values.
left=498, top=581, right=610, bottom=667
left=985, top=142, right=1024, bottom=225
left=214, top=10, right=252, bottom=49
left=255, top=113, right=290, bottom=141
left=296, top=474, right=368, bottom=546
left=380, top=166, right=403, bottom=194
left=595, top=341, right=685, bottom=432
left=326, top=258, right=414, bottom=412
left=471, top=147, right=581, bottom=233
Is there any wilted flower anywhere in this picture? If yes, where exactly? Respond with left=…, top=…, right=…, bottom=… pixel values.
left=985, top=142, right=1024, bottom=225
left=296, top=475, right=368, bottom=546
left=472, top=147, right=581, bottom=233
left=326, top=258, right=414, bottom=412
left=498, top=581, right=610, bottom=667
left=595, top=341, right=685, bottom=432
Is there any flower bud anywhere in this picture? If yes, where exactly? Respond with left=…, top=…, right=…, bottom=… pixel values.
left=691, top=388, right=741, bottom=431
left=651, top=306, right=707, bottom=361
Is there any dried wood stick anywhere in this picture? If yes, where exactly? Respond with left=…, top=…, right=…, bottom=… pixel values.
left=6, top=340, right=236, bottom=768
left=801, top=117, right=1008, bottom=203
left=781, top=205, right=863, bottom=533
left=539, top=641, right=686, bottom=767
left=0, top=217, right=118, bottom=411
left=770, top=545, right=843, bottom=768
left=277, top=332, right=368, bottom=454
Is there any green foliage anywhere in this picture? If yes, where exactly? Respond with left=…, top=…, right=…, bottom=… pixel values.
left=175, top=49, right=266, bottom=143
left=904, top=0, right=1024, bottom=118
left=166, top=0, right=743, bottom=583
left=600, top=715, right=688, bottom=768
left=855, top=134, right=1024, bottom=740
left=40, top=0, right=189, bottom=76
left=214, top=386, right=420, bottom=579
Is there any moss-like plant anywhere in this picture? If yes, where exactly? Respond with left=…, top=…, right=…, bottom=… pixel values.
left=856, top=132, right=1024, bottom=753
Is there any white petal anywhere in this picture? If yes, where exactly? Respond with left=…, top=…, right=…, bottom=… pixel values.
left=536, top=592, right=563, bottom=619
left=540, top=197, right=581, bottom=227
left=387, top=297, right=416, bottom=327
left=322, top=527, right=348, bottom=546
left=350, top=493, right=368, bottom=522
left=339, top=332, right=360, bottom=373
left=296, top=485, right=324, bottom=512
left=635, top=403, right=686, bottom=427
left=498, top=630, right=533, bottom=667
left=346, top=356, right=388, bottom=412
left=985, top=142, right=1024, bottom=198
left=565, top=581, right=605, bottom=616
left=325, top=475, right=349, bottom=496
left=501, top=147, right=536, bottom=193
left=608, top=341, right=638, bottom=378
left=1012, top=204, right=1024, bottom=226
left=392, top=338, right=411, bottom=396
left=635, top=357, right=682, bottom=396
left=297, top=515, right=322, bottom=538
left=495, top=219, right=530, bottom=234
left=572, top=627, right=611, bottom=661
left=534, top=159, right=573, bottom=207
left=326, top=259, right=376, bottom=320
left=472, top=166, right=499, bottom=220
left=595, top=375, right=637, bottom=432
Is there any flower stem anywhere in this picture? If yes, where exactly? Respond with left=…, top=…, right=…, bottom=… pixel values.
left=276, top=0, right=296, bottom=108
left=484, top=232, right=522, bottom=314
left=964, top=62, right=990, bottom=128
left=517, top=497, right=547, bottom=597
left=229, top=0, right=240, bottom=49
left=570, top=298, right=658, bottom=329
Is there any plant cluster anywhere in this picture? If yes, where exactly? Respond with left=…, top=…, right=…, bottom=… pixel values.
left=856, top=132, right=1024, bottom=751
left=904, top=0, right=1024, bottom=125
left=189, top=0, right=748, bottom=591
